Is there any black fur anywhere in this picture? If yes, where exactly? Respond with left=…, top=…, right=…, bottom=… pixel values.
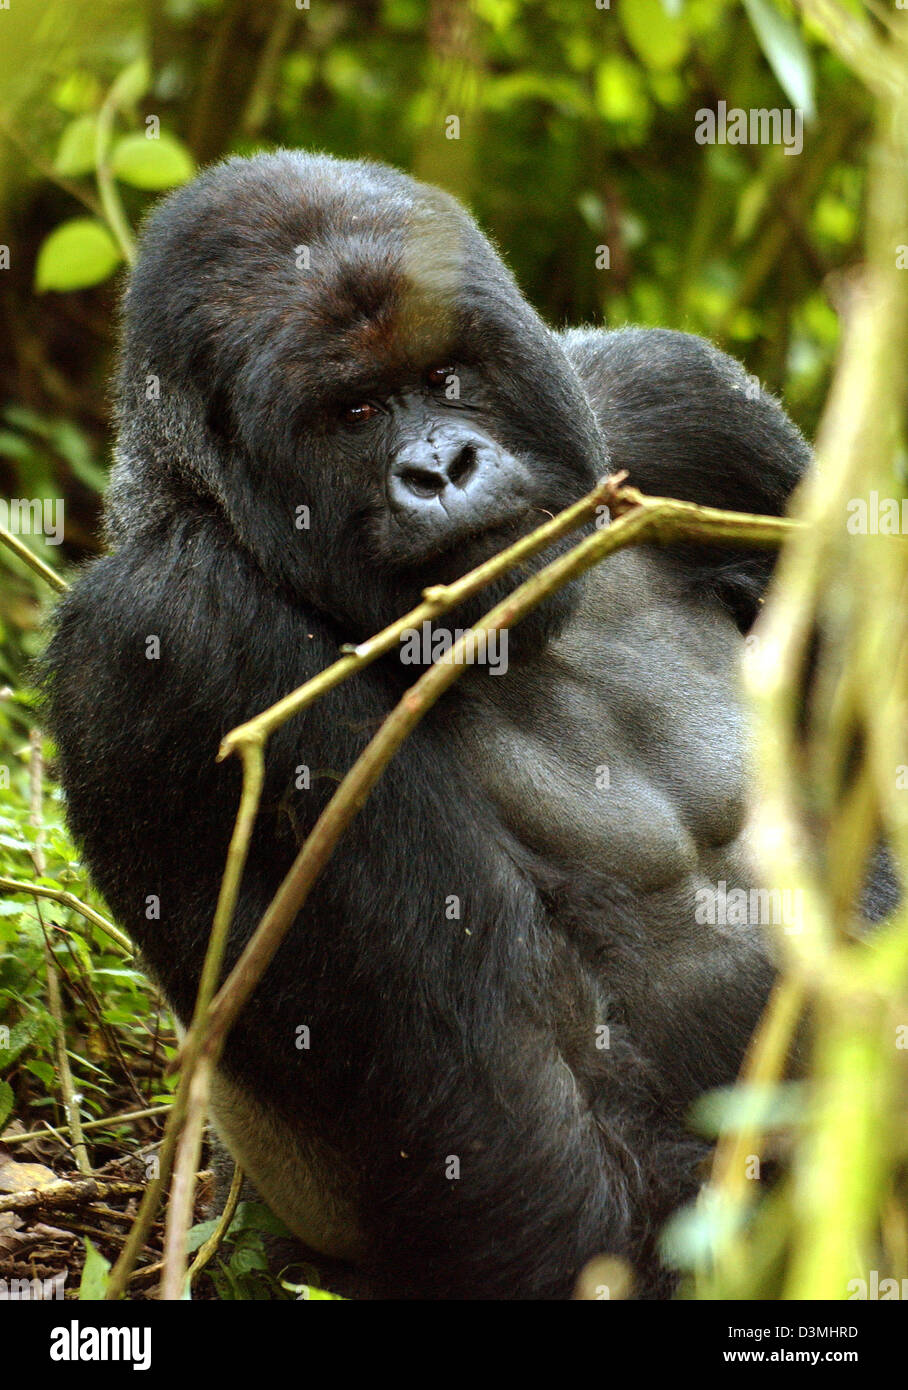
left=43, top=151, right=819, bottom=1299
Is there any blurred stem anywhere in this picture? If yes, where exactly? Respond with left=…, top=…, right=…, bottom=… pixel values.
left=710, top=976, right=806, bottom=1205
left=94, top=82, right=136, bottom=266
left=785, top=987, right=893, bottom=1297
left=743, top=10, right=908, bottom=1299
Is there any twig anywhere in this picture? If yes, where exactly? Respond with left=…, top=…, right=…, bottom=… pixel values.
left=0, top=1178, right=143, bottom=1214
left=0, top=113, right=105, bottom=219
left=0, top=523, right=67, bottom=592
left=206, top=489, right=797, bottom=1056
left=0, top=877, right=132, bottom=954
left=2, top=1104, right=171, bottom=1145
left=94, top=80, right=136, bottom=265
left=219, top=473, right=625, bottom=756
left=187, top=1161, right=244, bottom=1285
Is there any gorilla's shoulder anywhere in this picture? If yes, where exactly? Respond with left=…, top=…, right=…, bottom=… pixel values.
left=559, top=323, right=811, bottom=513
left=561, top=324, right=789, bottom=413
left=558, top=324, right=811, bottom=630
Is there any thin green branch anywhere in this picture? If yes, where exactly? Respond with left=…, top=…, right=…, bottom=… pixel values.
left=0, top=524, right=68, bottom=593
left=94, top=82, right=136, bottom=266
left=0, top=876, right=131, bottom=954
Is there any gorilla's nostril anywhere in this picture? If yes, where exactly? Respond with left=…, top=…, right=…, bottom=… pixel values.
left=399, top=467, right=446, bottom=499
left=394, top=443, right=479, bottom=503
left=447, top=445, right=477, bottom=488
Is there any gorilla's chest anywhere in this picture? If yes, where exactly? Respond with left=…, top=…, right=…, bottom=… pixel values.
left=449, top=550, right=754, bottom=902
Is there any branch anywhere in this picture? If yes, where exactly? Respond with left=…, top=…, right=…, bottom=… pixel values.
left=206, top=487, right=798, bottom=1056
left=0, top=877, right=131, bottom=954
left=94, top=79, right=136, bottom=266
left=0, top=523, right=68, bottom=592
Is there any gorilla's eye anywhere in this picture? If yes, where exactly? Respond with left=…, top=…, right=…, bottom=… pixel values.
left=343, top=401, right=381, bottom=425
left=426, top=365, right=455, bottom=387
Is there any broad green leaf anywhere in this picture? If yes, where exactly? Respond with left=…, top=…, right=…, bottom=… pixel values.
left=620, top=0, right=689, bottom=70
left=109, top=57, right=150, bottom=107
left=472, top=0, right=520, bottom=33
left=54, top=116, right=98, bottom=177
left=110, top=132, right=195, bottom=190
left=35, top=219, right=122, bottom=292
left=24, top=1058, right=55, bottom=1089
left=743, top=0, right=816, bottom=119
left=52, top=71, right=101, bottom=114
left=595, top=55, right=649, bottom=123
left=0, top=431, right=35, bottom=463
left=481, top=72, right=589, bottom=116
left=79, top=1239, right=111, bottom=1299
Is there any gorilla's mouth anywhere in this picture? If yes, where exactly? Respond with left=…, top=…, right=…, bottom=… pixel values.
left=403, top=505, right=540, bottom=580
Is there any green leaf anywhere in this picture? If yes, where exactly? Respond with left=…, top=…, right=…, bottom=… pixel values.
left=109, top=58, right=150, bottom=107
left=54, top=116, right=99, bottom=177
left=23, top=1058, right=55, bottom=1088
left=594, top=55, right=649, bottom=123
left=52, top=72, right=101, bottom=115
left=46, top=420, right=108, bottom=493
left=110, top=133, right=196, bottom=190
left=743, top=0, right=815, bottom=118
left=0, top=431, right=35, bottom=463
left=35, top=219, right=122, bottom=292
left=79, top=1239, right=111, bottom=1299
left=620, top=0, right=689, bottom=70
left=0, top=1080, right=13, bottom=1130
left=0, top=1016, right=39, bottom=1067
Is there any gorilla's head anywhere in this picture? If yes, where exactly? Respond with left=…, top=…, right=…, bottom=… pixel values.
left=108, top=151, right=606, bottom=640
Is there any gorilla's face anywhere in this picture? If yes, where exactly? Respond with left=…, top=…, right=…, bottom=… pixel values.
left=331, top=364, right=542, bottom=571
left=113, top=152, right=607, bottom=639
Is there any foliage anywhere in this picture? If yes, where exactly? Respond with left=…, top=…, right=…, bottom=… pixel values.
left=0, top=758, right=176, bottom=1138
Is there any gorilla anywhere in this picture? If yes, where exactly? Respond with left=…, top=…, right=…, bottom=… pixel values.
left=44, top=150, right=822, bottom=1299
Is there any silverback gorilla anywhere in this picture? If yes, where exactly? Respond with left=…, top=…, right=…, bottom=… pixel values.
left=44, top=151, right=819, bottom=1299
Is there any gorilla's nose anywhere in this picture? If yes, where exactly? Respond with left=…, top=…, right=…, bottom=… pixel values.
left=391, top=441, right=479, bottom=504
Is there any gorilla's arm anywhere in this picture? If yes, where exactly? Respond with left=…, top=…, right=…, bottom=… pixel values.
left=561, top=326, right=811, bottom=629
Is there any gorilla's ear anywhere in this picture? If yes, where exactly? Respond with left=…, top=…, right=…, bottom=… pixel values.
left=104, top=361, right=239, bottom=549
